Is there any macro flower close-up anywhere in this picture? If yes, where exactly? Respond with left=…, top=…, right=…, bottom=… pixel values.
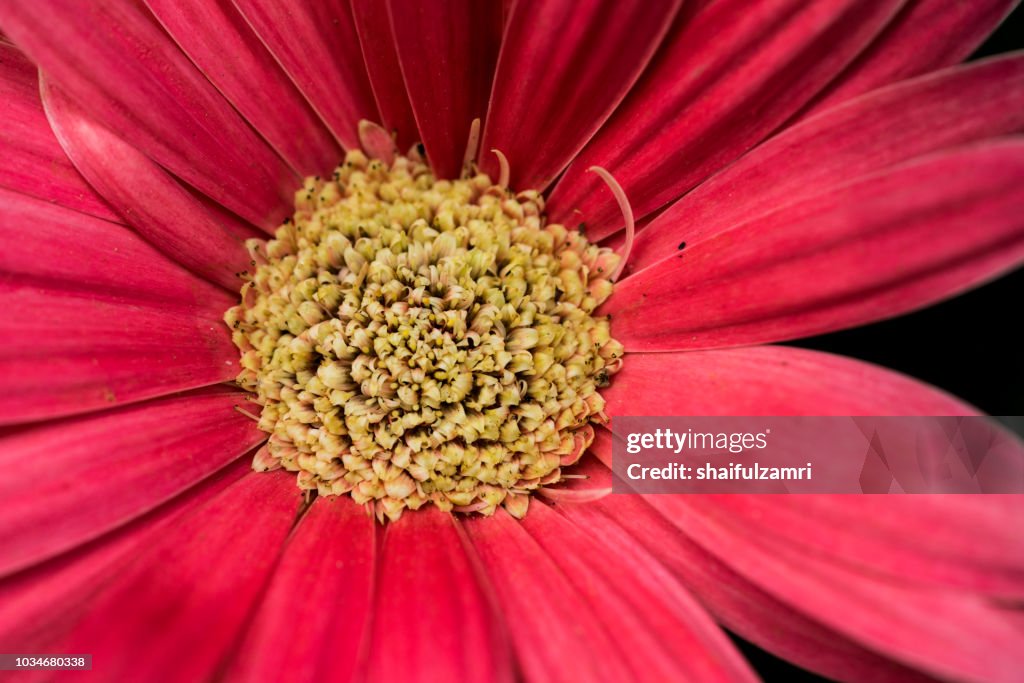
left=1, top=0, right=1023, bottom=681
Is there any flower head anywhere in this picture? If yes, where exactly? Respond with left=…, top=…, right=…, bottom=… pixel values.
left=229, top=148, right=621, bottom=519
left=1, top=1, right=1023, bottom=682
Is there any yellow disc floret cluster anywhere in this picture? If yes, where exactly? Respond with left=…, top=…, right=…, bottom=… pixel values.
left=226, top=149, right=623, bottom=521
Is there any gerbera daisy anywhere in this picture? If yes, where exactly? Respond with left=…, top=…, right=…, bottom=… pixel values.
left=1, top=1, right=1022, bottom=681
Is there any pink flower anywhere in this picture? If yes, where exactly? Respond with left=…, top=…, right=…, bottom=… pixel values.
left=1, top=1, right=1023, bottom=682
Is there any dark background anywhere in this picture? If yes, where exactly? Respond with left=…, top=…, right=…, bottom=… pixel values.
left=740, top=6, right=1023, bottom=681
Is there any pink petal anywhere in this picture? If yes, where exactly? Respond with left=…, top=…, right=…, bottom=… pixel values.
left=227, top=496, right=376, bottom=683
left=702, top=495, right=1024, bottom=600
left=478, top=0, right=681, bottom=191
left=578, top=495, right=939, bottom=683
left=521, top=502, right=759, bottom=682
left=231, top=0, right=379, bottom=150
left=0, top=0, right=296, bottom=228
left=0, top=387, right=264, bottom=576
left=0, top=278, right=241, bottom=424
left=630, top=54, right=1024, bottom=271
left=196, top=188, right=268, bottom=241
left=546, top=0, right=903, bottom=240
left=58, top=471, right=301, bottom=682
left=0, top=458, right=249, bottom=653
left=42, top=80, right=258, bottom=290
left=0, top=189, right=230, bottom=306
left=0, top=41, right=118, bottom=222
left=603, top=345, right=976, bottom=417
left=0, top=190, right=240, bottom=422
left=655, top=495, right=1024, bottom=683
left=386, top=0, right=502, bottom=178
left=460, top=510, right=636, bottom=682
left=144, top=0, right=342, bottom=176
left=363, top=507, right=513, bottom=682
left=608, top=140, right=1024, bottom=351
left=351, top=0, right=418, bottom=149
left=802, top=0, right=1019, bottom=116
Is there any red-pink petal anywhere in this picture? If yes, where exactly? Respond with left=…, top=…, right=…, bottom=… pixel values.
left=363, top=507, right=513, bottom=682
left=703, top=495, right=1024, bottom=599
left=478, top=0, right=681, bottom=191
left=0, top=189, right=239, bottom=422
left=802, top=0, right=1018, bottom=116
left=578, top=495, right=939, bottom=683
left=42, top=80, right=258, bottom=290
left=460, top=510, right=636, bottom=682
left=521, top=502, right=759, bottom=682
left=0, top=458, right=249, bottom=653
left=0, top=189, right=228, bottom=306
left=0, top=277, right=240, bottom=424
left=351, top=0, right=418, bottom=149
left=386, top=0, right=502, bottom=179
left=227, top=496, right=376, bottom=683
left=608, top=140, right=1024, bottom=351
left=0, top=0, right=296, bottom=227
left=144, top=0, right=342, bottom=176
left=57, top=471, right=301, bottom=682
left=0, top=41, right=118, bottom=222
left=630, top=54, right=1024, bottom=270
left=546, top=0, right=903, bottom=240
left=0, top=388, right=264, bottom=576
left=655, top=495, right=1024, bottom=683
left=603, top=346, right=976, bottom=417
left=231, top=0, right=379, bottom=150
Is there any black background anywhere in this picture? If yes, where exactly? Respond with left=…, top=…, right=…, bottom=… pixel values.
left=739, top=6, right=1023, bottom=681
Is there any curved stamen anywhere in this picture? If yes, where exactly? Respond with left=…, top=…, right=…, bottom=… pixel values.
left=538, top=486, right=612, bottom=503
left=461, top=117, right=482, bottom=176
left=357, top=119, right=398, bottom=165
left=587, top=166, right=634, bottom=281
left=245, top=239, right=267, bottom=266
left=491, top=148, right=510, bottom=190
left=252, top=444, right=281, bottom=472
left=233, top=404, right=262, bottom=422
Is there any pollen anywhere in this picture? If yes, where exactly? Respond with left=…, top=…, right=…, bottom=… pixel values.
left=225, top=148, right=624, bottom=522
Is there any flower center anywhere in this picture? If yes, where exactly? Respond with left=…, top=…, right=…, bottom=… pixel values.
left=226, top=149, right=623, bottom=521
